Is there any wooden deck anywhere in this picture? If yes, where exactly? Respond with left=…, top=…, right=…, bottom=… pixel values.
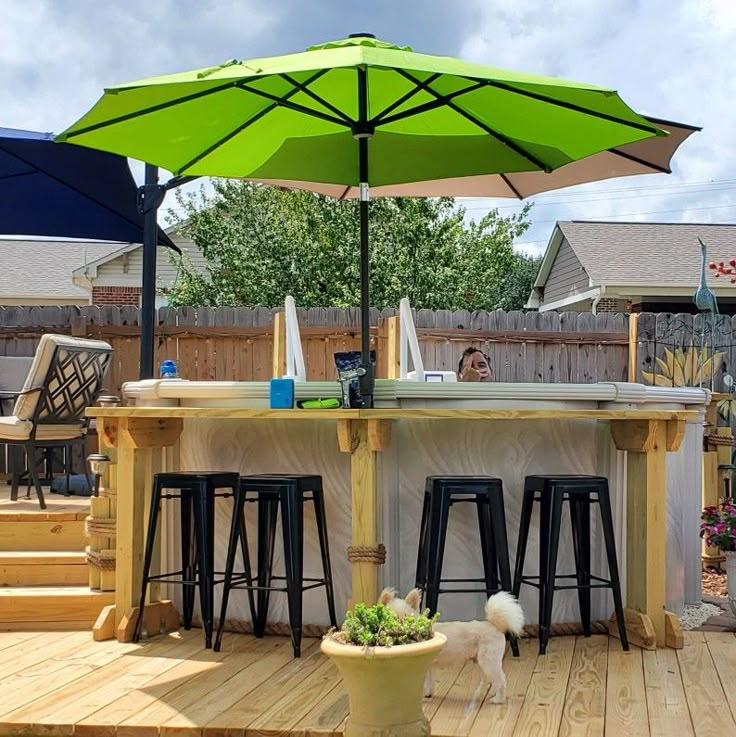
left=0, top=630, right=733, bottom=737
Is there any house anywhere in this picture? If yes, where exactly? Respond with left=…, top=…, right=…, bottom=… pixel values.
left=527, top=221, right=736, bottom=314
left=0, top=230, right=203, bottom=306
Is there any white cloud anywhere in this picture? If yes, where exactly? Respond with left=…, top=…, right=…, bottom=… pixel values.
left=1, top=0, right=733, bottom=255
left=460, top=0, right=736, bottom=255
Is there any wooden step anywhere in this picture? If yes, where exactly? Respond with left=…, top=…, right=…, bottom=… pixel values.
left=0, top=586, right=114, bottom=630
left=0, top=551, right=88, bottom=587
left=0, top=516, right=87, bottom=552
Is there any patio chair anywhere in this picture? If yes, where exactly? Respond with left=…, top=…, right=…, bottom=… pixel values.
left=0, top=334, right=112, bottom=509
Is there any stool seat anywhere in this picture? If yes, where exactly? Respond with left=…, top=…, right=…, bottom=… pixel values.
left=215, top=474, right=338, bottom=657
left=416, top=475, right=519, bottom=657
left=134, top=471, right=253, bottom=649
left=512, top=474, right=628, bottom=655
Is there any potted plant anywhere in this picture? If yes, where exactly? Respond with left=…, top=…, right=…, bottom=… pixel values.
left=700, top=501, right=736, bottom=615
left=321, top=601, right=446, bottom=737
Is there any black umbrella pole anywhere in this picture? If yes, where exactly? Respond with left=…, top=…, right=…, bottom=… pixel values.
left=139, top=164, right=160, bottom=379
left=359, top=193, right=374, bottom=405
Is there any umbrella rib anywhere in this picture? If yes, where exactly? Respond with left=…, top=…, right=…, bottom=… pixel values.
left=373, top=81, right=489, bottom=127
left=460, top=75, right=663, bottom=136
left=234, top=80, right=352, bottom=128
left=608, top=147, right=671, bottom=174
left=175, top=70, right=330, bottom=174
left=395, top=69, right=550, bottom=171
left=278, top=73, right=353, bottom=124
left=371, top=73, right=442, bottom=123
left=500, top=174, right=523, bottom=199
left=61, top=81, right=242, bottom=139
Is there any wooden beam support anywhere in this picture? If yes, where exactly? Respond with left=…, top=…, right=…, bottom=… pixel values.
left=367, top=419, right=391, bottom=451
left=666, top=419, right=686, bottom=452
left=116, top=600, right=180, bottom=642
left=664, top=610, right=684, bottom=649
left=610, top=419, right=658, bottom=452
left=119, top=417, right=183, bottom=449
left=608, top=608, right=656, bottom=650
left=337, top=419, right=358, bottom=452
left=92, top=604, right=117, bottom=641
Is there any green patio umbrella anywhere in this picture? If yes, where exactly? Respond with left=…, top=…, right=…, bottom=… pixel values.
left=58, top=33, right=668, bottom=401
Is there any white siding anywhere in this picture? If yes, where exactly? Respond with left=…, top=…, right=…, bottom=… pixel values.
left=91, top=233, right=206, bottom=289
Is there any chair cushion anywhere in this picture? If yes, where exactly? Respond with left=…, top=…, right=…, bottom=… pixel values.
left=0, top=415, right=84, bottom=441
left=14, top=334, right=112, bottom=421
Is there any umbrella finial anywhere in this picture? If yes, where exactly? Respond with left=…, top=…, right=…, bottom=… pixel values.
left=349, top=32, right=376, bottom=39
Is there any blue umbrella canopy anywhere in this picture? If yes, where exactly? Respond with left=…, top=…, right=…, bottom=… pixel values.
left=0, top=126, right=176, bottom=248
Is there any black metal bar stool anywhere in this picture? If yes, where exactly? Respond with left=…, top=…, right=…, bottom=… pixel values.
left=415, top=475, right=519, bottom=657
left=214, top=474, right=338, bottom=657
left=134, top=471, right=255, bottom=648
left=512, top=474, right=628, bottom=655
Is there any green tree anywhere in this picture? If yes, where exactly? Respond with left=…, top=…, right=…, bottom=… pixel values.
left=166, top=181, right=536, bottom=311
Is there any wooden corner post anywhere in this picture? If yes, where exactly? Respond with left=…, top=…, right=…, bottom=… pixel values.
left=610, top=418, right=682, bottom=649
left=337, top=418, right=391, bottom=608
left=100, top=416, right=183, bottom=642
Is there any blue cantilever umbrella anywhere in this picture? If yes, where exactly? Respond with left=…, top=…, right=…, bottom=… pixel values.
left=0, top=126, right=176, bottom=248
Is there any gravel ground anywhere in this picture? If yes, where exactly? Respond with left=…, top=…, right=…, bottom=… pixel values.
left=702, top=566, right=728, bottom=597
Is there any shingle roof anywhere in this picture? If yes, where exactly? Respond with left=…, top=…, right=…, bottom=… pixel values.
left=557, top=221, right=736, bottom=287
left=0, top=239, right=123, bottom=299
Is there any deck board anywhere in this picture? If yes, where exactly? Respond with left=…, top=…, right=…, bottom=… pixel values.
left=0, top=630, right=727, bottom=737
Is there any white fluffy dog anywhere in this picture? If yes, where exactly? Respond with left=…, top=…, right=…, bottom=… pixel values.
left=379, top=588, right=525, bottom=703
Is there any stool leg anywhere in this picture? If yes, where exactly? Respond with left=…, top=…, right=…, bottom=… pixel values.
left=569, top=496, right=592, bottom=637
left=477, top=499, right=499, bottom=596
left=281, top=486, right=304, bottom=657
left=597, top=486, right=629, bottom=651
left=180, top=489, right=195, bottom=630
left=512, top=487, right=535, bottom=598
left=415, top=487, right=432, bottom=591
left=254, top=495, right=278, bottom=637
left=235, top=489, right=257, bottom=629
left=424, top=489, right=451, bottom=617
left=214, top=486, right=247, bottom=652
left=488, top=489, right=520, bottom=658
left=540, top=491, right=564, bottom=656
left=312, top=484, right=338, bottom=628
left=134, top=479, right=162, bottom=642
left=193, top=485, right=214, bottom=648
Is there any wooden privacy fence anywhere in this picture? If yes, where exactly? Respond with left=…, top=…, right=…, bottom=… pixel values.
left=0, top=306, right=630, bottom=396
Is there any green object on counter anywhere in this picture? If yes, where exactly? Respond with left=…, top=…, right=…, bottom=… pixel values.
left=298, top=397, right=342, bottom=409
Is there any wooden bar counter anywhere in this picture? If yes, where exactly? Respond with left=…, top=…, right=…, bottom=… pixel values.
left=87, top=379, right=708, bottom=650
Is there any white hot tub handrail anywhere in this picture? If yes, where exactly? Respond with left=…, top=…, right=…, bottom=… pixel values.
left=284, top=295, right=306, bottom=382
left=399, top=297, right=425, bottom=381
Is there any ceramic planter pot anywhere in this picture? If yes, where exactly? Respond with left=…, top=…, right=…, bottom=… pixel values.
left=725, top=550, right=736, bottom=617
left=321, top=632, right=446, bottom=737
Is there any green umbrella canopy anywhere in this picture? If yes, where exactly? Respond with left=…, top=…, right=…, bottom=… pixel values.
left=58, top=34, right=665, bottom=184
left=58, top=33, right=670, bottom=395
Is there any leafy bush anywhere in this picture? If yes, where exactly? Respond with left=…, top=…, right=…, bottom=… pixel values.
left=330, top=602, right=438, bottom=647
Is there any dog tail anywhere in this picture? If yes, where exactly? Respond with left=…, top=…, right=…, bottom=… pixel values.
left=485, top=591, right=525, bottom=636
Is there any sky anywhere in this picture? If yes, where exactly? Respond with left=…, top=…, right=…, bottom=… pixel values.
left=2, top=0, right=735, bottom=257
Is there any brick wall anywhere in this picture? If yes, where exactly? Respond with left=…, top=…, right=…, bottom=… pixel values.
left=92, top=286, right=141, bottom=306
left=595, top=297, right=629, bottom=314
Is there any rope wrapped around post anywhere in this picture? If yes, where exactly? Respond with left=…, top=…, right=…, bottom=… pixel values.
left=347, top=543, right=386, bottom=564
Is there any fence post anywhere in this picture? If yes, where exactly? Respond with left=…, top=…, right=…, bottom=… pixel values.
left=376, top=315, right=400, bottom=379
left=627, top=313, right=639, bottom=383
left=271, top=310, right=286, bottom=379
